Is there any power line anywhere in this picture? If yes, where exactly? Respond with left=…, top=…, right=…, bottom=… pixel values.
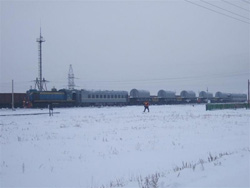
left=201, top=0, right=250, bottom=20
left=185, top=0, right=250, bottom=24
left=221, top=0, right=250, bottom=12
left=76, top=71, right=249, bottom=85
left=242, top=0, right=250, bottom=5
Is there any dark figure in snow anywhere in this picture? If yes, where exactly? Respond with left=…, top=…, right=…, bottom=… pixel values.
left=143, top=101, right=149, bottom=112
left=49, top=103, right=53, bottom=116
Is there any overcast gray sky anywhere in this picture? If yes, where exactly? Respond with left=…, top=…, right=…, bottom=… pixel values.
left=1, top=0, right=249, bottom=95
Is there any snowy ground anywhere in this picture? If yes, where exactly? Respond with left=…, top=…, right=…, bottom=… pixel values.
left=0, top=104, right=249, bottom=188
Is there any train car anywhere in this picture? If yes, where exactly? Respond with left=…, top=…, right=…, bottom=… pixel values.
left=157, top=90, right=176, bottom=104
left=80, top=89, right=128, bottom=106
left=180, top=90, right=197, bottom=103
left=130, top=89, right=150, bottom=98
left=129, top=89, right=151, bottom=105
left=215, top=92, right=247, bottom=103
left=198, top=91, right=213, bottom=103
left=0, top=93, right=27, bottom=108
left=26, top=89, right=76, bottom=107
left=214, top=92, right=231, bottom=103
left=229, top=93, right=247, bottom=102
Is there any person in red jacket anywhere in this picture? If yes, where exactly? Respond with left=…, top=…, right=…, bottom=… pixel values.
left=143, top=101, right=149, bottom=112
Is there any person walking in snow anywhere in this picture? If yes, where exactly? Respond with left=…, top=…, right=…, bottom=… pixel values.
left=49, top=103, right=53, bottom=116
left=143, top=101, right=149, bottom=112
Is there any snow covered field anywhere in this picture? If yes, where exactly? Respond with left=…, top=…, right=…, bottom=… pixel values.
left=0, top=105, right=249, bottom=188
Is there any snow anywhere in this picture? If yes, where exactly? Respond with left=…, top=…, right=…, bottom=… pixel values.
left=0, top=105, right=249, bottom=188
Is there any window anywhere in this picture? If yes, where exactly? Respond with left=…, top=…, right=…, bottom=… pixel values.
left=104, top=95, right=106, bottom=98
left=92, top=95, right=95, bottom=98
left=96, top=95, right=99, bottom=98
left=88, top=94, right=91, bottom=98
left=100, top=95, right=102, bottom=98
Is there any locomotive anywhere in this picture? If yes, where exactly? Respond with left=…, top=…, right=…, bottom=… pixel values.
left=25, top=89, right=80, bottom=107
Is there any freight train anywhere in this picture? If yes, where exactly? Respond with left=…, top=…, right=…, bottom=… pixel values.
left=0, top=88, right=247, bottom=108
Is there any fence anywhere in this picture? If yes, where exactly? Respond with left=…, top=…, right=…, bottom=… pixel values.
left=206, top=103, right=250, bottom=111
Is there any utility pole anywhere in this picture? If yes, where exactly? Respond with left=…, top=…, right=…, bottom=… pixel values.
left=206, top=87, right=208, bottom=103
left=12, top=80, right=14, bottom=110
left=248, top=79, right=250, bottom=108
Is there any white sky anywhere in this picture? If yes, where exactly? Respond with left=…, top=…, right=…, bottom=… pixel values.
left=0, top=0, right=249, bottom=95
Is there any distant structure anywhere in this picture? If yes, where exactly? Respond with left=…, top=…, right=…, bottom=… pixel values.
left=35, top=28, right=47, bottom=91
left=68, top=64, right=75, bottom=90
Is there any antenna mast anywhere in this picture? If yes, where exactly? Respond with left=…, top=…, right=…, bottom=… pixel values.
left=35, top=28, right=47, bottom=91
left=68, top=64, right=75, bottom=90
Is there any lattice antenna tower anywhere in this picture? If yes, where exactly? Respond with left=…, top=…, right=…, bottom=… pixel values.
left=35, top=28, right=47, bottom=91
left=68, top=64, right=75, bottom=90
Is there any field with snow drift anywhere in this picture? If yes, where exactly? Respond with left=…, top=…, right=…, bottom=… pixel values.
left=0, top=104, right=249, bottom=188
